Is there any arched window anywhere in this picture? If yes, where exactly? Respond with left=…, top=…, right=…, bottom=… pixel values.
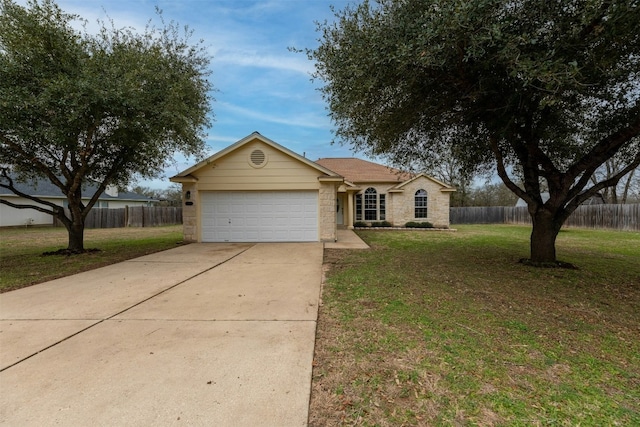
left=364, top=187, right=377, bottom=220
left=415, top=189, right=428, bottom=218
left=355, top=187, right=386, bottom=221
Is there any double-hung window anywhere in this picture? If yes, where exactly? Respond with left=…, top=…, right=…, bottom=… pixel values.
left=355, top=187, right=385, bottom=221
left=415, top=189, right=428, bottom=218
left=364, top=188, right=377, bottom=220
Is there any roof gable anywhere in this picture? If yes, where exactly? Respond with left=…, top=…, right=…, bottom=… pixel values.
left=393, top=173, right=456, bottom=192
left=315, top=158, right=412, bottom=183
left=172, top=132, right=341, bottom=180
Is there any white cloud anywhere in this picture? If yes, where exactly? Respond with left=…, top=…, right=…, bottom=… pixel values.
left=219, top=102, right=329, bottom=129
left=205, top=135, right=241, bottom=146
left=214, top=50, right=314, bottom=75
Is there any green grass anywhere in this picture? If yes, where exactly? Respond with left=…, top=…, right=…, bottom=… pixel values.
left=310, top=225, right=640, bottom=426
left=0, top=225, right=184, bottom=292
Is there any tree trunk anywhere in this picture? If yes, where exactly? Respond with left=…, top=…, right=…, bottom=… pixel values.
left=49, top=208, right=86, bottom=254
left=66, top=218, right=85, bottom=253
left=529, top=209, right=562, bottom=264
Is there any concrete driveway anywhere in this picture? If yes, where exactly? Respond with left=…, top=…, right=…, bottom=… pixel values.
left=0, top=242, right=323, bottom=426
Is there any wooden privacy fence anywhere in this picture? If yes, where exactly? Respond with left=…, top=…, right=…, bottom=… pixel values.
left=125, top=206, right=182, bottom=228
left=55, top=206, right=182, bottom=228
left=449, top=206, right=507, bottom=225
left=451, top=204, right=640, bottom=231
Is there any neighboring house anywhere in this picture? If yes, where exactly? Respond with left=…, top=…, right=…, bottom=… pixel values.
left=170, top=132, right=455, bottom=243
left=0, top=177, right=156, bottom=227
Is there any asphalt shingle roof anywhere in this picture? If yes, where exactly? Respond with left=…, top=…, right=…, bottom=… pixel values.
left=0, top=175, right=154, bottom=201
left=315, top=158, right=413, bottom=183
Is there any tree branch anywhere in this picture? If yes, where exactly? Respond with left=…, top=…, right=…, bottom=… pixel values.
left=578, top=0, right=612, bottom=39
left=80, top=152, right=127, bottom=219
left=567, top=114, right=640, bottom=183
left=0, top=171, right=65, bottom=215
left=621, top=168, right=635, bottom=203
left=0, top=198, right=57, bottom=216
left=564, top=153, right=640, bottom=219
left=489, top=135, right=528, bottom=201
left=0, top=134, right=67, bottom=190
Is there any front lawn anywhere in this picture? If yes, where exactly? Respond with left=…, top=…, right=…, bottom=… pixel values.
left=310, top=225, right=640, bottom=426
left=0, top=225, right=184, bottom=292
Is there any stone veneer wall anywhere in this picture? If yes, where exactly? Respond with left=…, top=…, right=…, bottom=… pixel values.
left=181, top=183, right=197, bottom=242
left=390, top=178, right=451, bottom=228
left=319, top=183, right=337, bottom=242
left=352, top=184, right=397, bottom=223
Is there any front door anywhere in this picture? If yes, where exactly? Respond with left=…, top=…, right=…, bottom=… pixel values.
left=336, top=195, right=344, bottom=225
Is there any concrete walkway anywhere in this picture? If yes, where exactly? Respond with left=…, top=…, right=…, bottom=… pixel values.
left=0, top=242, right=323, bottom=426
left=324, top=228, right=369, bottom=249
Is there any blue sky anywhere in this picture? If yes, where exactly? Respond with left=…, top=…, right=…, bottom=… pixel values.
left=25, top=0, right=362, bottom=189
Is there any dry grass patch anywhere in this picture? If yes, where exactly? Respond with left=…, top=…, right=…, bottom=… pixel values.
left=310, top=225, right=640, bottom=426
left=0, top=225, right=184, bottom=292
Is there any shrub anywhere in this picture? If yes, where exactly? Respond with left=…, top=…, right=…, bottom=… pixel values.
left=354, top=221, right=369, bottom=227
left=405, top=221, right=434, bottom=228
left=370, top=221, right=393, bottom=227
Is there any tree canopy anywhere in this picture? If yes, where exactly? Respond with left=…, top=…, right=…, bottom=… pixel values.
left=310, top=0, right=640, bottom=264
left=0, top=0, right=212, bottom=252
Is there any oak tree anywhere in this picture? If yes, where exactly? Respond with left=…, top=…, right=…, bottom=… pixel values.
left=0, top=0, right=212, bottom=252
left=310, top=0, right=640, bottom=265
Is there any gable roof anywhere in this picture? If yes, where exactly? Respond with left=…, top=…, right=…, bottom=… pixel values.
left=171, top=132, right=342, bottom=181
left=0, top=174, right=156, bottom=202
left=315, top=158, right=413, bottom=183
left=393, top=173, right=457, bottom=192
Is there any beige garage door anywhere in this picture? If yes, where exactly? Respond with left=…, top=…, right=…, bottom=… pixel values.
left=200, top=191, right=318, bottom=242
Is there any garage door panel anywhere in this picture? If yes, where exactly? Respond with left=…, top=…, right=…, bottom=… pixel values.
left=245, top=217, right=260, bottom=227
left=212, top=217, right=227, bottom=226
left=214, top=230, right=231, bottom=241
left=272, top=217, right=289, bottom=227
left=232, top=230, right=250, bottom=240
left=201, top=191, right=318, bottom=242
left=215, top=205, right=230, bottom=214
left=260, top=230, right=275, bottom=239
left=289, top=217, right=304, bottom=227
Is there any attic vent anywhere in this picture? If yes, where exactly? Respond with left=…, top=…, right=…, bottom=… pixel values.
left=249, top=149, right=267, bottom=168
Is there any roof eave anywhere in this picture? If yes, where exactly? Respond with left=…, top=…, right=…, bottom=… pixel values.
left=170, top=175, right=198, bottom=183
left=318, top=176, right=344, bottom=183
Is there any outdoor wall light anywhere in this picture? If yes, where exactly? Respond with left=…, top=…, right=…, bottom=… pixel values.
left=185, top=191, right=191, bottom=200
